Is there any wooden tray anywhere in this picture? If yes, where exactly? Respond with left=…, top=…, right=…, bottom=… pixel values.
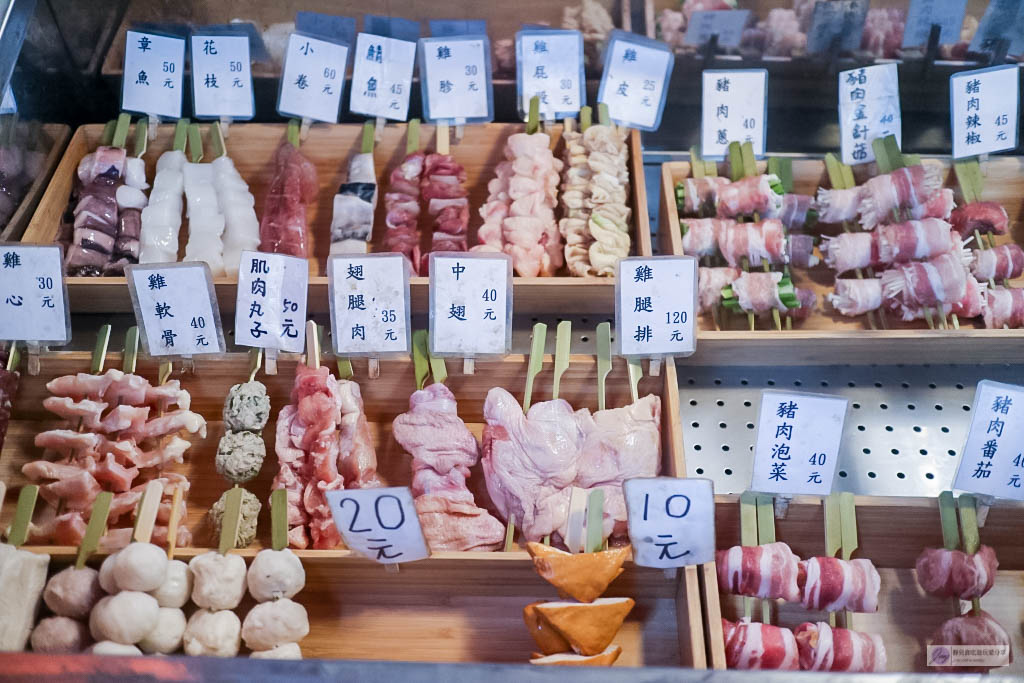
left=0, top=351, right=703, bottom=666
left=659, top=156, right=1024, bottom=365
left=0, top=123, right=70, bottom=243
left=23, top=122, right=650, bottom=315
left=698, top=494, right=1024, bottom=672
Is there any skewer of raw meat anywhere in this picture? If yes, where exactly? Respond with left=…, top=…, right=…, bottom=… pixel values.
left=139, top=120, right=187, bottom=265
left=65, top=128, right=126, bottom=276
left=420, top=124, right=469, bottom=273
left=880, top=249, right=971, bottom=318
left=722, top=618, right=799, bottom=670
left=107, top=119, right=150, bottom=275
left=822, top=219, right=959, bottom=274
left=258, top=121, right=318, bottom=258
left=950, top=201, right=1008, bottom=240
left=558, top=113, right=593, bottom=276
left=676, top=175, right=730, bottom=217
left=859, top=164, right=942, bottom=230
left=971, top=244, right=1024, bottom=283
left=721, top=272, right=811, bottom=318
left=915, top=545, right=998, bottom=600
left=382, top=121, right=424, bottom=271
left=584, top=106, right=630, bottom=276
left=797, top=556, right=880, bottom=613
left=182, top=124, right=226, bottom=276
left=794, top=622, right=887, bottom=672
left=716, top=174, right=784, bottom=219
left=928, top=610, right=1012, bottom=673
left=329, top=122, right=377, bottom=255
left=715, top=542, right=801, bottom=602
left=210, top=123, right=260, bottom=274
left=984, top=287, right=1024, bottom=329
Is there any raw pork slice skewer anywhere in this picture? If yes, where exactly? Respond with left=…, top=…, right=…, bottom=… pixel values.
left=915, top=545, right=998, bottom=600
left=716, top=174, right=784, bottom=219
left=698, top=267, right=740, bottom=315
left=815, top=186, right=861, bottom=224
left=798, top=556, right=880, bottom=613
left=794, top=622, right=887, bottom=672
left=679, top=176, right=729, bottom=216
left=971, top=244, right=1024, bottom=282
left=715, top=542, right=801, bottom=602
left=259, top=140, right=318, bottom=258
left=722, top=618, right=799, bottom=670
left=715, top=219, right=788, bottom=268
left=859, top=165, right=942, bottom=230
left=950, top=201, right=1009, bottom=239
left=984, top=287, right=1024, bottom=329
left=876, top=219, right=958, bottom=264
left=928, top=610, right=1012, bottom=673
left=681, top=218, right=732, bottom=258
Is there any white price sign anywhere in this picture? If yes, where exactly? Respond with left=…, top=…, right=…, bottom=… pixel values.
left=598, top=30, right=674, bottom=131
left=953, top=380, right=1024, bottom=501
left=616, top=256, right=697, bottom=358
left=902, top=0, right=968, bottom=48
left=126, top=262, right=225, bottom=357
left=122, top=30, right=185, bottom=118
left=515, top=29, right=585, bottom=120
left=349, top=33, right=416, bottom=121
left=624, top=477, right=715, bottom=568
left=838, top=64, right=901, bottom=166
left=328, top=253, right=411, bottom=357
left=277, top=33, right=349, bottom=123
left=750, top=391, right=848, bottom=496
left=326, top=487, right=429, bottom=564
left=701, top=69, right=767, bottom=159
left=0, top=245, right=69, bottom=344
left=234, top=251, right=308, bottom=353
left=190, top=34, right=255, bottom=120
left=950, top=65, right=1019, bottom=160
left=429, top=252, right=511, bottom=357
left=418, top=36, right=493, bottom=123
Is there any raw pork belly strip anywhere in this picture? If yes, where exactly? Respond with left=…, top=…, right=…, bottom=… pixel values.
left=330, top=152, right=377, bottom=254
left=481, top=386, right=659, bottom=543
left=383, top=152, right=424, bottom=272
left=715, top=218, right=788, bottom=268
left=859, top=165, right=941, bottom=229
left=392, top=383, right=504, bottom=551
left=876, top=219, right=957, bottom=263
left=681, top=218, right=732, bottom=258
left=910, top=188, right=955, bottom=221
left=822, top=232, right=879, bottom=274
left=915, top=545, right=998, bottom=600
left=829, top=278, right=882, bottom=316
left=698, top=267, right=740, bottom=314
left=798, top=556, right=880, bottom=613
left=259, top=141, right=319, bottom=258
left=139, top=149, right=185, bottom=264
left=794, top=621, right=887, bottom=672
left=729, top=271, right=808, bottom=316
left=715, top=542, right=801, bottom=602
left=716, top=175, right=783, bottom=219
left=421, top=152, right=469, bottom=273
left=681, top=176, right=729, bottom=216
left=972, top=244, right=1024, bottom=282
left=984, top=287, right=1024, bottom=329
left=929, top=610, right=1013, bottom=673
left=722, top=618, right=799, bottom=670
left=951, top=201, right=1009, bottom=239
left=815, top=186, right=861, bottom=224
left=66, top=146, right=126, bottom=276
left=582, top=124, right=631, bottom=276
left=502, top=133, right=563, bottom=277
left=880, top=250, right=970, bottom=311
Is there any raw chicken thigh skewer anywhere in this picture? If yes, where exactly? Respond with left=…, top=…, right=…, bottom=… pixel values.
left=139, top=119, right=188, bottom=265
left=330, top=121, right=377, bottom=255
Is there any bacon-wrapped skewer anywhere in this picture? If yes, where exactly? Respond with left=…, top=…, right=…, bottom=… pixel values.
left=829, top=275, right=982, bottom=322
left=716, top=218, right=788, bottom=268
left=859, top=165, right=942, bottom=229
left=722, top=272, right=805, bottom=317
left=815, top=186, right=861, bottom=224
left=876, top=219, right=958, bottom=264
left=794, top=622, right=887, bottom=672
left=715, top=542, right=801, bottom=602
left=698, top=267, right=741, bottom=315
left=788, top=233, right=819, bottom=268
left=722, top=618, right=799, bottom=670
left=821, top=232, right=879, bottom=274
left=915, top=545, right=998, bottom=600
left=716, top=174, right=784, bottom=219
left=910, top=188, right=955, bottom=221
left=676, top=176, right=729, bottom=216
left=880, top=249, right=971, bottom=316
left=777, top=193, right=816, bottom=231
left=681, top=218, right=732, bottom=258
left=971, top=244, right=1024, bottom=283
left=983, top=287, right=1024, bottom=329
left=928, top=610, right=1013, bottom=673
left=951, top=201, right=1009, bottom=239
left=798, top=556, right=880, bottom=613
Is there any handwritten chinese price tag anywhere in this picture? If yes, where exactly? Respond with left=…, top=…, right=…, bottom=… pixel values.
left=598, top=30, right=674, bottom=131
left=418, top=36, right=493, bottom=123
left=750, top=391, right=848, bottom=496
left=623, top=477, right=715, bottom=569
left=683, top=10, right=751, bottom=48
left=0, top=245, right=69, bottom=344
left=701, top=69, right=767, bottom=159
left=515, top=29, right=584, bottom=120
left=326, top=487, right=429, bottom=564
left=429, top=253, right=511, bottom=357
left=121, top=30, right=185, bottom=118
left=234, top=251, right=308, bottom=353
left=616, top=256, right=697, bottom=358
left=902, top=0, right=968, bottom=48
left=277, top=33, right=349, bottom=123
left=838, top=64, right=901, bottom=166
left=126, top=262, right=225, bottom=357
left=349, top=33, right=416, bottom=121
left=953, top=380, right=1024, bottom=501
left=328, top=253, right=411, bottom=357
left=190, top=34, right=254, bottom=120
left=806, top=0, right=869, bottom=54
left=950, top=65, right=1019, bottom=160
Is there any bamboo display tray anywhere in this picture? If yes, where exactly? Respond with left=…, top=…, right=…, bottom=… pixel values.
left=0, top=123, right=71, bottom=243
left=659, top=155, right=1024, bottom=365
left=23, top=122, right=650, bottom=315
left=0, top=351, right=703, bottom=666
left=697, top=494, right=1024, bottom=672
